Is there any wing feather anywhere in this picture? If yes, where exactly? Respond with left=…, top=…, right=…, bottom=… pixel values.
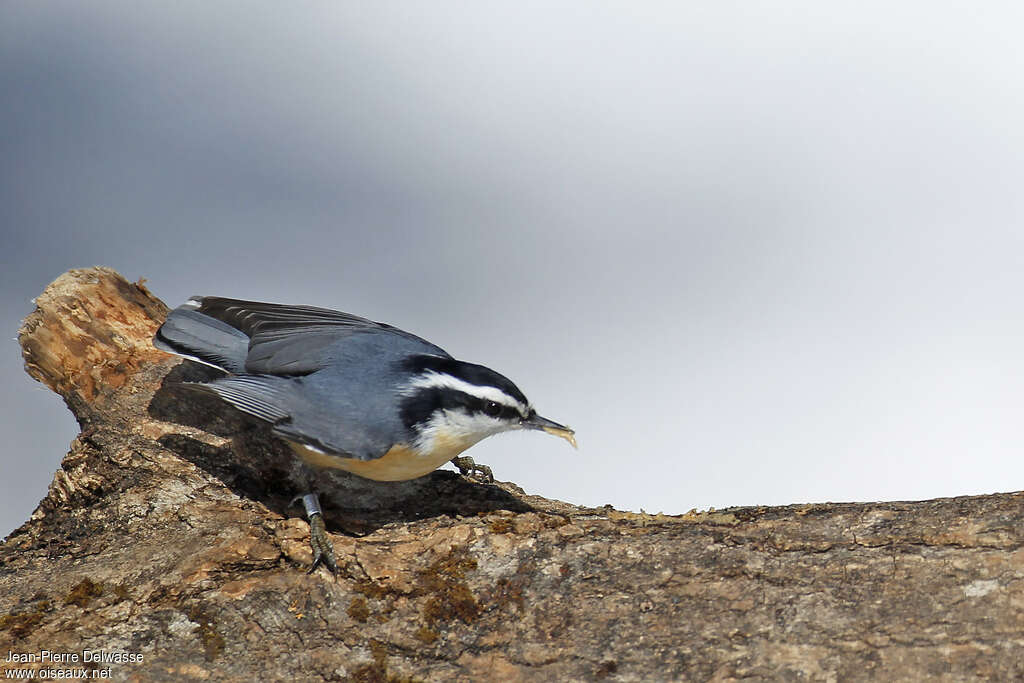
left=188, top=296, right=449, bottom=375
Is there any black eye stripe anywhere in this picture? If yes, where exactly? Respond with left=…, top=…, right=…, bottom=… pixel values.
left=400, top=388, right=521, bottom=429
left=482, top=401, right=520, bottom=420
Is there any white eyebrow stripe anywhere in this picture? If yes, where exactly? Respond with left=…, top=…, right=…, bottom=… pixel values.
left=402, top=371, right=529, bottom=414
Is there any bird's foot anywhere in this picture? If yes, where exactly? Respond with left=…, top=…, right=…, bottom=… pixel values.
left=293, top=492, right=337, bottom=574
left=451, top=455, right=494, bottom=483
left=307, top=513, right=338, bottom=574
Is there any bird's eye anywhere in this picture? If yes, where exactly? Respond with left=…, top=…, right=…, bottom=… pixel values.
left=483, top=400, right=502, bottom=418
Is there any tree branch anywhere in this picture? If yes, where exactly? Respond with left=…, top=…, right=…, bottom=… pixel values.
left=2, top=267, right=1021, bottom=681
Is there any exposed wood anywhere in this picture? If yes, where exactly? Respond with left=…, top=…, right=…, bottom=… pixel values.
left=2, top=267, right=1022, bottom=681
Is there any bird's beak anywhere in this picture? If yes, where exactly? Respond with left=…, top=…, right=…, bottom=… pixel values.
left=522, top=413, right=577, bottom=449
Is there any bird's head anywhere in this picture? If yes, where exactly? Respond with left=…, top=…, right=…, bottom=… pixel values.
left=398, top=355, right=576, bottom=456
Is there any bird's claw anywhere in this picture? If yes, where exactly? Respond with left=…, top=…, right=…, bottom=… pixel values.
left=307, top=513, right=337, bottom=574
left=451, top=455, right=494, bottom=483
left=293, top=492, right=336, bottom=574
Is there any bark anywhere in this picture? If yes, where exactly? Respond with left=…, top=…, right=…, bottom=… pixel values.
left=2, top=267, right=1022, bottom=682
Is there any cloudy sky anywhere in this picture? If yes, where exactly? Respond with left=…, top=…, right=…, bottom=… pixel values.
left=3, top=2, right=1023, bottom=539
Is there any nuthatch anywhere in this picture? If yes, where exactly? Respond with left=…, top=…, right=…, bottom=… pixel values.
left=154, top=297, right=575, bottom=572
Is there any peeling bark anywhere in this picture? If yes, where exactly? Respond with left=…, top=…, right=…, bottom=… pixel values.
left=2, top=267, right=1022, bottom=681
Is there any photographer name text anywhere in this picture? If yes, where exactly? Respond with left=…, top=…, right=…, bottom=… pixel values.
left=5, top=652, right=142, bottom=665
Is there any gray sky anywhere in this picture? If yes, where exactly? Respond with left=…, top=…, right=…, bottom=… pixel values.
left=3, top=2, right=1024, bottom=539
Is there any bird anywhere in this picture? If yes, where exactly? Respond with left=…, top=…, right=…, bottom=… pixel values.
left=153, top=296, right=575, bottom=572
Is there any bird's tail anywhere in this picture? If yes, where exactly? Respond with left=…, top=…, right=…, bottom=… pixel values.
left=153, top=299, right=250, bottom=373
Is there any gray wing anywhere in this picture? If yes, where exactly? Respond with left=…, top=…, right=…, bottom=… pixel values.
left=187, top=374, right=395, bottom=461
left=190, top=296, right=450, bottom=375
